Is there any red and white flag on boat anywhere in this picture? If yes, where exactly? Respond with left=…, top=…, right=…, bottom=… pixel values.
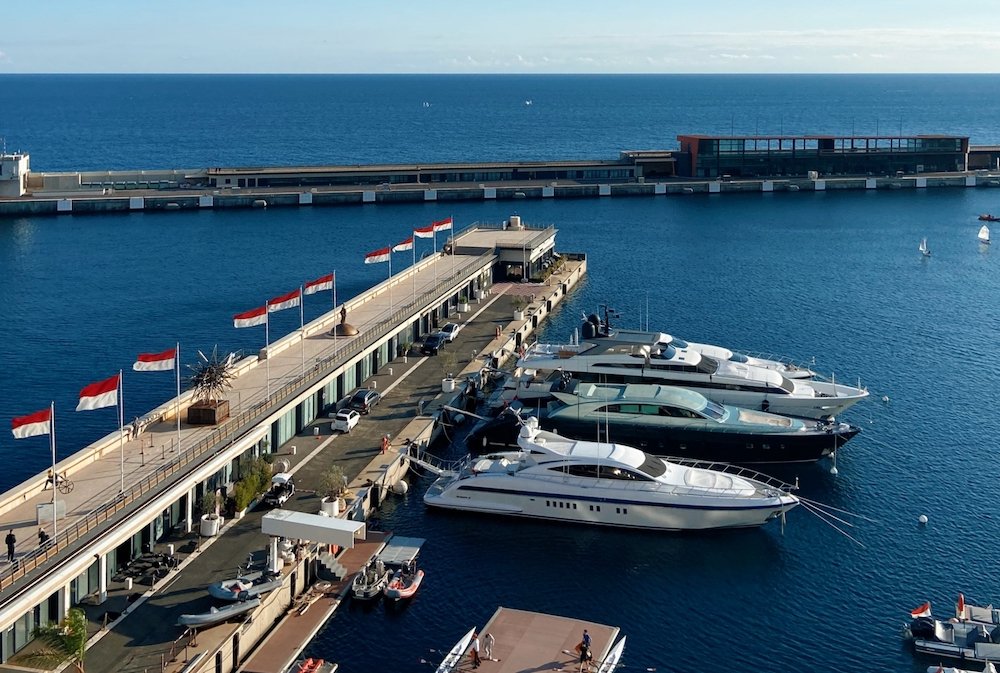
left=11, top=408, right=51, bottom=439
left=304, top=273, right=334, bottom=295
left=957, top=593, right=966, bottom=620
left=133, top=348, right=176, bottom=372
left=364, top=247, right=391, bottom=264
left=392, top=236, right=414, bottom=252
left=268, top=288, right=301, bottom=313
left=911, top=602, right=932, bottom=619
left=432, top=216, right=453, bottom=232
left=234, top=306, right=267, bottom=328
left=76, top=373, right=119, bottom=412
left=413, top=224, right=435, bottom=239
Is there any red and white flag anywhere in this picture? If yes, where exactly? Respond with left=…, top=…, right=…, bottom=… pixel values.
left=133, top=348, right=176, bottom=372
left=304, top=273, right=334, bottom=295
left=364, top=247, right=391, bottom=264
left=910, top=601, right=932, bottom=619
left=11, top=408, right=51, bottom=439
left=392, top=236, right=414, bottom=252
left=234, top=306, right=267, bottom=328
left=77, top=373, right=120, bottom=412
left=957, top=593, right=966, bottom=619
left=268, top=288, right=301, bottom=313
left=432, top=216, right=453, bottom=232
left=414, top=224, right=435, bottom=239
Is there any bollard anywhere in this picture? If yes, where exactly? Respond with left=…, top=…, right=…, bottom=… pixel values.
left=290, top=445, right=297, bottom=455
left=167, top=544, right=174, bottom=556
left=313, top=427, right=319, bottom=436
left=124, top=577, right=133, bottom=591
left=389, top=367, right=393, bottom=376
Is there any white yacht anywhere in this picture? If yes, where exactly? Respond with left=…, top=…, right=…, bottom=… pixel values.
left=423, top=417, right=798, bottom=531
left=501, top=338, right=867, bottom=420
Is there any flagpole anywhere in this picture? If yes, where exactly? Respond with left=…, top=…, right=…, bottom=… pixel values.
left=299, top=285, right=305, bottom=374
left=265, top=309, right=271, bottom=400
left=388, top=251, right=394, bottom=315
left=451, top=213, right=456, bottom=279
left=332, top=272, right=338, bottom=354
left=175, top=342, right=181, bottom=454
left=432, top=228, right=438, bottom=285
left=50, top=401, right=57, bottom=538
left=412, top=240, right=416, bottom=306
left=118, top=369, right=125, bottom=493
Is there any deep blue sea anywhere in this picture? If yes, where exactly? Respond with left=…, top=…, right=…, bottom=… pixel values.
left=3, top=75, right=1000, bottom=673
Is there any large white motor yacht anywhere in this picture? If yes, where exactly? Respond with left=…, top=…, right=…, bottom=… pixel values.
left=423, top=417, right=799, bottom=531
left=500, top=338, right=867, bottom=420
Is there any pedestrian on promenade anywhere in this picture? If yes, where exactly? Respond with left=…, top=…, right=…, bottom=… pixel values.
left=38, top=529, right=50, bottom=547
left=380, top=435, right=390, bottom=454
left=5, top=530, right=16, bottom=563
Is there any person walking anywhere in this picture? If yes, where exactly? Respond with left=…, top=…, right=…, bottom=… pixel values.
left=470, top=632, right=482, bottom=669
left=483, top=632, right=496, bottom=661
left=38, top=529, right=50, bottom=547
left=5, top=530, right=16, bottom=563
left=582, top=629, right=592, bottom=649
left=380, top=435, right=390, bottom=454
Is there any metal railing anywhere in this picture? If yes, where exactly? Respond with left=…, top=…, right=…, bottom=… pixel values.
left=0, top=251, right=495, bottom=603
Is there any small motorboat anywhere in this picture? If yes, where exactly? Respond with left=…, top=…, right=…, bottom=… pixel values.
left=384, top=565, right=425, bottom=601
left=978, top=214, right=1000, bottom=222
left=435, top=627, right=476, bottom=673
left=207, top=571, right=282, bottom=601
left=906, top=596, right=1000, bottom=662
left=926, top=663, right=998, bottom=673
left=176, top=597, right=260, bottom=627
left=351, top=558, right=390, bottom=600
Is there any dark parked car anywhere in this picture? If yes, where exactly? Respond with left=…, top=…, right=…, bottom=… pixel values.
left=348, top=388, right=381, bottom=414
left=421, top=332, right=448, bottom=355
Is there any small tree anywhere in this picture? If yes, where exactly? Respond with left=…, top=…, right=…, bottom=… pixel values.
left=319, top=465, right=348, bottom=501
left=200, top=491, right=222, bottom=519
left=511, top=296, right=527, bottom=312
left=15, top=607, right=87, bottom=672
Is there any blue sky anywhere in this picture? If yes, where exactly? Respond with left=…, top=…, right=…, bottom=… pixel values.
left=2, top=0, right=998, bottom=74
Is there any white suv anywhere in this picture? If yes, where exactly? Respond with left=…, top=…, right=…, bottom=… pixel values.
left=332, top=409, right=361, bottom=433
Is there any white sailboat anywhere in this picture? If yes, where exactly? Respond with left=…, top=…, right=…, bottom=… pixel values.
left=979, top=224, right=991, bottom=245
left=919, top=238, right=930, bottom=256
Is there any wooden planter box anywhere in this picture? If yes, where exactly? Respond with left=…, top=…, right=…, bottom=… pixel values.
left=187, top=399, right=230, bottom=425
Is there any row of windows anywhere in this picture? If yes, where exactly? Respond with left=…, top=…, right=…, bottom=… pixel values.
left=574, top=372, right=791, bottom=395
left=543, top=501, right=630, bottom=515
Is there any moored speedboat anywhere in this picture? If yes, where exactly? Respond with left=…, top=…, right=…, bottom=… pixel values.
left=425, top=416, right=798, bottom=531
left=470, top=381, right=859, bottom=463
left=906, top=596, right=1000, bottom=663
left=351, top=558, right=390, bottom=600
left=384, top=566, right=425, bottom=601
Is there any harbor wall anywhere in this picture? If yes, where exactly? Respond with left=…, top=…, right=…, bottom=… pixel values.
left=3, top=174, right=1000, bottom=218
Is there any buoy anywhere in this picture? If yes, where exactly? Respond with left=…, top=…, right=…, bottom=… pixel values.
left=392, top=480, right=409, bottom=495
left=882, top=395, right=890, bottom=403
left=829, top=450, right=838, bottom=476
left=919, top=514, right=928, bottom=525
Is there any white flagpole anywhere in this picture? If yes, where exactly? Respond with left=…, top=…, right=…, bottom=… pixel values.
left=265, top=309, right=271, bottom=400
left=389, top=251, right=394, bottom=315
left=118, top=369, right=125, bottom=493
left=432, top=228, right=438, bottom=285
left=333, top=273, right=338, bottom=353
left=451, top=213, right=456, bottom=279
left=50, top=401, right=57, bottom=538
left=175, top=342, right=181, bottom=453
left=299, top=285, right=305, bottom=374
left=412, top=240, right=416, bottom=305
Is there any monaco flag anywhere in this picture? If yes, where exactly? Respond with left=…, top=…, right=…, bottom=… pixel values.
left=268, top=288, right=301, bottom=313
left=392, top=236, right=414, bottom=252
left=364, top=247, right=391, bottom=264
left=432, top=216, right=453, bottom=232
left=11, top=408, right=51, bottom=439
left=77, top=373, right=120, bottom=412
left=234, top=306, right=267, bottom=328
left=413, top=224, right=435, bottom=239
left=133, top=348, right=176, bottom=372
left=911, top=601, right=932, bottom=619
left=957, top=593, right=966, bottom=619
left=304, top=273, right=334, bottom=295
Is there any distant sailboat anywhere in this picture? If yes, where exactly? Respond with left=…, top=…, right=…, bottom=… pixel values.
left=919, top=238, right=930, bottom=257
left=979, top=224, right=991, bottom=245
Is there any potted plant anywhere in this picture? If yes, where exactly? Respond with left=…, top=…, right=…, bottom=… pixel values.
left=458, top=294, right=470, bottom=312
left=15, top=607, right=87, bottom=673
left=512, top=296, right=527, bottom=321
left=440, top=350, right=459, bottom=392
left=319, top=465, right=349, bottom=517
left=401, top=341, right=413, bottom=363
left=199, top=491, right=224, bottom=536
left=187, top=347, right=237, bottom=425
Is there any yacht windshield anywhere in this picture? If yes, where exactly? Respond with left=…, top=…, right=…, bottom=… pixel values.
left=696, top=356, right=720, bottom=374
left=661, top=338, right=688, bottom=349
left=653, top=344, right=677, bottom=359
left=637, top=454, right=667, bottom=478
left=701, top=399, right=726, bottom=420
left=729, top=353, right=749, bottom=363
left=778, top=376, right=796, bottom=393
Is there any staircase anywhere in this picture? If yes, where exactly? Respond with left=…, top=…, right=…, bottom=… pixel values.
left=315, top=551, right=347, bottom=581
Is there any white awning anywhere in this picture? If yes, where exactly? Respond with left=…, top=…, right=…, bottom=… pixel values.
left=261, top=509, right=366, bottom=548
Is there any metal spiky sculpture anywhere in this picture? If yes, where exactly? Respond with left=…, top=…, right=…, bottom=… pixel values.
left=188, top=346, right=237, bottom=403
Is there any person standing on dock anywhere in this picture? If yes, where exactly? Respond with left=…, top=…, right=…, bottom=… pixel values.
left=5, top=530, right=16, bottom=563
left=484, top=632, right=496, bottom=661
left=470, top=632, right=482, bottom=668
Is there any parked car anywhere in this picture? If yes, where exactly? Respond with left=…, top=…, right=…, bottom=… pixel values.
left=440, top=322, right=462, bottom=342
left=348, top=388, right=381, bottom=414
left=332, top=408, right=361, bottom=433
left=421, top=332, right=448, bottom=355
left=262, top=473, right=295, bottom=506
